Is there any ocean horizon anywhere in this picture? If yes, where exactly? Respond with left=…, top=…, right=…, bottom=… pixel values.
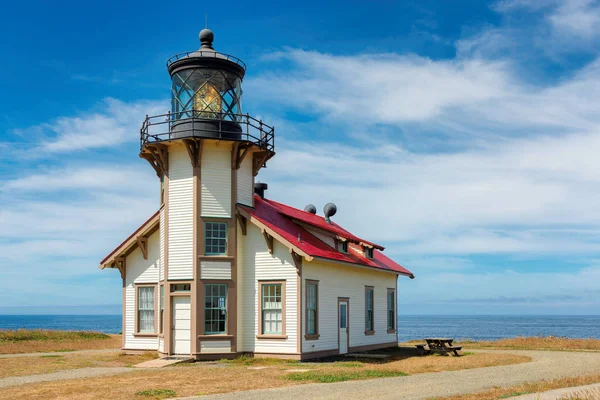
left=1, top=314, right=599, bottom=342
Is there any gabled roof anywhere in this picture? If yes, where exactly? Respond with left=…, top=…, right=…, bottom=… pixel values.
left=98, top=209, right=160, bottom=269
left=265, top=199, right=384, bottom=250
left=238, top=196, right=414, bottom=278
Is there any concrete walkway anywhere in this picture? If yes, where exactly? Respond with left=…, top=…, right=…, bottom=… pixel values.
left=0, top=367, right=134, bottom=389
left=0, top=348, right=121, bottom=359
left=513, top=382, right=600, bottom=399
left=181, top=350, right=600, bottom=400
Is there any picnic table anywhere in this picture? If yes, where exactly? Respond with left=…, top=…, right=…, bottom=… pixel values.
left=415, top=338, right=462, bottom=356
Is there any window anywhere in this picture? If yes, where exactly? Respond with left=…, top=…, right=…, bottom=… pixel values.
left=137, top=286, right=155, bottom=333
left=365, top=287, right=374, bottom=333
left=159, top=285, right=164, bottom=334
left=261, top=283, right=284, bottom=335
left=337, top=240, right=348, bottom=253
left=205, top=222, right=227, bottom=255
left=171, top=283, right=191, bottom=292
left=306, top=281, right=318, bottom=338
left=204, top=284, right=227, bottom=334
left=365, top=247, right=374, bottom=259
left=387, top=289, right=395, bottom=331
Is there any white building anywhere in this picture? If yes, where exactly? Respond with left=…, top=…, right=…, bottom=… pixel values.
left=99, top=29, right=414, bottom=360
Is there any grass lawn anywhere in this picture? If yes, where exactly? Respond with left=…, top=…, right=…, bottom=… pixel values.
left=0, top=347, right=531, bottom=400
left=0, top=351, right=158, bottom=379
left=403, top=336, right=600, bottom=352
left=0, top=329, right=122, bottom=354
left=430, top=373, right=600, bottom=400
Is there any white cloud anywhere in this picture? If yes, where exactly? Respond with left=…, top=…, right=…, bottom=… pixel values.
left=10, top=98, right=167, bottom=153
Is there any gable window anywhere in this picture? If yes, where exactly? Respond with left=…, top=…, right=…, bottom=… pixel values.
left=159, top=285, right=164, bottom=334
left=259, top=282, right=286, bottom=337
left=204, top=284, right=227, bottom=334
left=205, top=222, right=227, bottom=255
left=365, top=247, right=374, bottom=259
left=387, top=289, right=395, bottom=332
left=337, top=240, right=348, bottom=253
left=365, top=286, right=374, bottom=334
left=137, top=286, right=155, bottom=334
left=305, top=280, right=319, bottom=339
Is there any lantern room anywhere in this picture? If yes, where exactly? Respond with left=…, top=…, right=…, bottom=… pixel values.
left=139, top=28, right=274, bottom=157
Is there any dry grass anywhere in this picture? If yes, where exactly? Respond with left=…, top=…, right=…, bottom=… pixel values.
left=0, top=348, right=531, bottom=400
left=433, top=373, right=600, bottom=400
left=0, top=329, right=122, bottom=354
left=0, top=351, right=157, bottom=378
left=456, top=336, right=600, bottom=352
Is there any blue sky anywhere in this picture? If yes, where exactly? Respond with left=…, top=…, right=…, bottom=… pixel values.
left=1, top=0, right=600, bottom=315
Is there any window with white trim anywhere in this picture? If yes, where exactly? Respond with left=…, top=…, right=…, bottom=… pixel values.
left=306, top=281, right=318, bottom=336
left=159, top=285, right=164, bottom=334
left=365, top=247, right=374, bottom=258
left=387, top=290, right=395, bottom=330
left=261, top=284, right=283, bottom=334
left=204, top=284, right=227, bottom=334
left=137, top=286, right=155, bottom=333
left=205, top=222, right=227, bottom=255
left=365, top=287, right=374, bottom=332
left=337, top=240, right=348, bottom=253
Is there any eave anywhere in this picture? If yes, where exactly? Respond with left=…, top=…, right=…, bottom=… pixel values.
left=98, top=209, right=161, bottom=271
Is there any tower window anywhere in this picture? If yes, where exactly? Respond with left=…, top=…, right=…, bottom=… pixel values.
left=204, top=283, right=227, bottom=334
left=205, top=222, right=227, bottom=255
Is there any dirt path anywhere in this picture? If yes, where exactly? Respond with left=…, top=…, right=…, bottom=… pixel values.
left=512, top=382, right=600, bottom=399
left=181, top=350, right=600, bottom=400
left=0, top=348, right=121, bottom=359
left=0, top=367, right=134, bottom=389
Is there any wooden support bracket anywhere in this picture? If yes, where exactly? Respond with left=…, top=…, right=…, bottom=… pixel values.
left=237, top=214, right=247, bottom=236
left=262, top=230, right=274, bottom=254
left=137, top=236, right=148, bottom=260
left=252, top=151, right=272, bottom=176
left=183, top=139, right=203, bottom=168
left=290, top=250, right=303, bottom=271
left=141, top=143, right=169, bottom=177
left=233, top=143, right=252, bottom=170
left=115, top=256, right=126, bottom=280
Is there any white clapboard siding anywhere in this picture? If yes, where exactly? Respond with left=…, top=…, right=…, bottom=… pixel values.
left=301, top=260, right=398, bottom=354
left=200, top=341, right=231, bottom=353
left=168, top=143, right=194, bottom=280
left=124, top=231, right=160, bottom=350
left=200, top=261, right=232, bottom=280
left=236, top=154, right=253, bottom=207
left=238, top=223, right=298, bottom=354
left=159, top=207, right=165, bottom=281
left=201, top=142, right=231, bottom=217
left=158, top=337, right=164, bottom=353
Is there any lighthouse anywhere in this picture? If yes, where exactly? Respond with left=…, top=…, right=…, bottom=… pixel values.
left=100, top=29, right=412, bottom=361
left=138, top=28, right=274, bottom=355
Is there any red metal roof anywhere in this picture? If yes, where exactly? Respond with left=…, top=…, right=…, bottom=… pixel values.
left=239, top=196, right=413, bottom=278
left=265, top=198, right=384, bottom=250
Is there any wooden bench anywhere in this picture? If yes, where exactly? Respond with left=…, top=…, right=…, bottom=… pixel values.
left=415, top=338, right=462, bottom=356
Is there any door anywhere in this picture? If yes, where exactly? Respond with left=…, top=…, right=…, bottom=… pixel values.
left=338, top=300, right=349, bottom=354
left=172, top=296, right=191, bottom=355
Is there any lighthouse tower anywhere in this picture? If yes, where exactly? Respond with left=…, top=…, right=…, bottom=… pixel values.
left=140, top=29, right=274, bottom=356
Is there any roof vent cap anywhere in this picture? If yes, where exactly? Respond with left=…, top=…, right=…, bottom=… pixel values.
left=254, top=182, right=268, bottom=199
left=324, top=202, right=337, bottom=223
left=304, top=204, right=317, bottom=214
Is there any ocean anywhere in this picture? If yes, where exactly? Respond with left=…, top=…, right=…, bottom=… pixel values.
left=1, top=315, right=599, bottom=341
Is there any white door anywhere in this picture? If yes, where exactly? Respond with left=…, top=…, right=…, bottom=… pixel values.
left=339, top=300, right=349, bottom=354
left=172, top=296, right=191, bottom=355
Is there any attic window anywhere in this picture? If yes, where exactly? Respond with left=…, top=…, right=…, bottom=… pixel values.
left=365, top=247, right=374, bottom=259
left=337, top=240, right=348, bottom=253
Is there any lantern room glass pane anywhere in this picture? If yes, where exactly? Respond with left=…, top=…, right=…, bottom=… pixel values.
left=171, top=69, right=242, bottom=122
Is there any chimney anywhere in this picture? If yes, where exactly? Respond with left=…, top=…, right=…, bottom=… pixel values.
left=254, top=182, right=268, bottom=199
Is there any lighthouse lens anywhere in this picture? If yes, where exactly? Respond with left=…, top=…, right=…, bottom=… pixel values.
left=171, top=69, right=242, bottom=122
